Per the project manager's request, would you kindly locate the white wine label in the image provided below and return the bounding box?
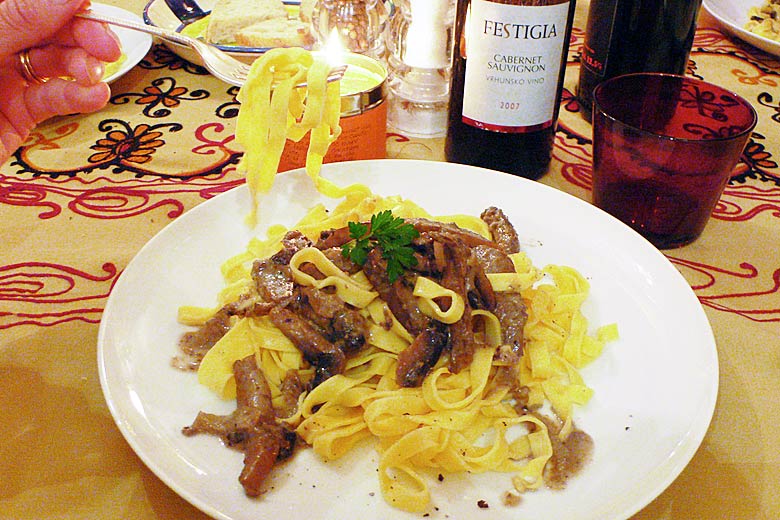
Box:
[462,0,570,133]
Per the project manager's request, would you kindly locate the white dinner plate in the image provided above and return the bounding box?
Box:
[98,159,719,520]
[93,3,153,83]
[704,0,780,58]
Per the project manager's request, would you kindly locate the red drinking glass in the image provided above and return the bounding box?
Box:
[591,73,757,249]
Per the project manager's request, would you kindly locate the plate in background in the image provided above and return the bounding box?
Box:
[98,159,719,520]
[143,0,306,65]
[704,0,780,58]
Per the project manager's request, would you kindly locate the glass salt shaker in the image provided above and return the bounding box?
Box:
[385,0,455,138]
[311,0,391,59]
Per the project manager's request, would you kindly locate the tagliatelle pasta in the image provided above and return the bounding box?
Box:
[745,0,780,42]
[289,247,378,308]
[235,47,365,226]
[179,190,618,512]
[413,276,466,324]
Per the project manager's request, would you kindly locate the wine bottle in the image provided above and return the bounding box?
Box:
[576,0,702,116]
[444,0,576,180]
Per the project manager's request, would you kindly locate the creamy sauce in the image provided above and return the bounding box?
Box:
[511,388,594,491]
[537,413,594,490]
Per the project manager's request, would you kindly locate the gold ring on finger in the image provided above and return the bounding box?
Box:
[18,49,49,85]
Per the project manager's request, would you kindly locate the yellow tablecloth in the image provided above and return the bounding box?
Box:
[1,2,778,519]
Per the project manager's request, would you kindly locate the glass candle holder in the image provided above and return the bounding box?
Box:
[311,0,391,59]
[385,0,455,137]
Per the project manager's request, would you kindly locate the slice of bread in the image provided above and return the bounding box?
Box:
[235,18,315,48]
[205,0,289,44]
[298,0,315,23]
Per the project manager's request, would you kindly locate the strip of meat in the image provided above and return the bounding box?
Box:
[173,307,232,370]
[472,244,516,273]
[252,259,294,304]
[362,247,430,335]
[471,245,528,367]
[235,356,276,417]
[330,309,369,353]
[239,423,282,496]
[315,226,353,249]
[271,230,313,265]
[491,293,528,370]
[277,369,305,419]
[182,356,286,496]
[419,227,496,313]
[294,286,343,321]
[395,323,449,387]
[480,207,520,254]
[180,408,251,447]
[320,246,363,275]
[469,259,497,311]
[438,238,478,374]
[408,218,498,249]
[233,357,281,496]
[226,293,274,318]
[269,306,346,386]
[182,356,276,445]
[297,286,369,354]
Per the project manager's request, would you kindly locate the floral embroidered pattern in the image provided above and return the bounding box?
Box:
[88,120,176,166]
[111,77,210,118]
[735,132,780,185]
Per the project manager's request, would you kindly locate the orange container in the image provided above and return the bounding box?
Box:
[279,52,388,172]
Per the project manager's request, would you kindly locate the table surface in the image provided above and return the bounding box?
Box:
[1,2,778,519]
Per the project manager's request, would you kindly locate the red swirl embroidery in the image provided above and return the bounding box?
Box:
[0,262,119,329]
[669,257,780,322]
[715,183,780,221]
[554,121,592,191]
[68,187,185,219]
[0,182,61,218]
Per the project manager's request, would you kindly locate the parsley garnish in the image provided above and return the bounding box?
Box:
[341,210,419,283]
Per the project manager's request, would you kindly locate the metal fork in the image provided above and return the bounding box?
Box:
[77,10,347,88]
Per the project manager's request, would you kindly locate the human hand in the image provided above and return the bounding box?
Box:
[0,0,122,165]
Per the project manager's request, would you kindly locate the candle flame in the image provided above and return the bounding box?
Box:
[324,28,346,66]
